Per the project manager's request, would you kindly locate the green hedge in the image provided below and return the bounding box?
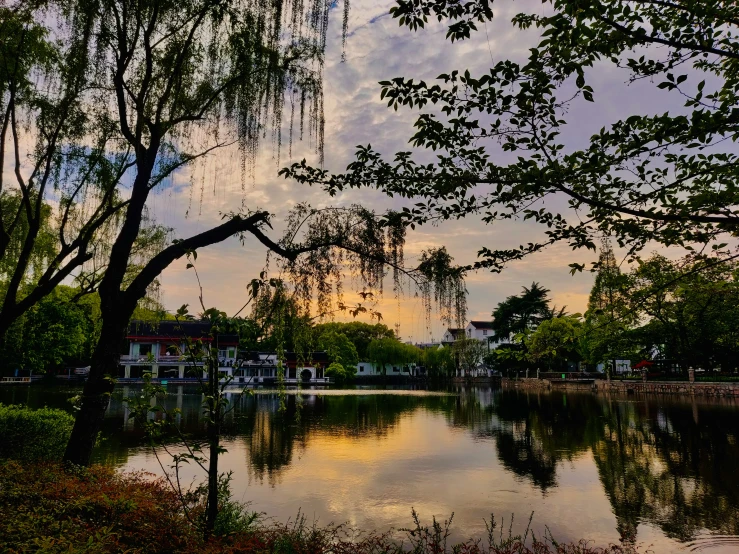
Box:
[0,404,74,461]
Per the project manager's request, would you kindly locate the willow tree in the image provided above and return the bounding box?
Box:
[2,0,345,465]
[2,0,470,466]
[285,0,739,273]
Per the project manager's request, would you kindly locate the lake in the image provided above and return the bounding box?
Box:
[4,384,739,553]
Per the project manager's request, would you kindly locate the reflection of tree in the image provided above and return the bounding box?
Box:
[97,385,739,544]
[442,389,602,490]
[492,391,603,490]
[231,393,430,484]
[593,397,739,545]
[439,388,739,544]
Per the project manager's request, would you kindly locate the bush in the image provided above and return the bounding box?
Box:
[0,460,197,553]
[0,404,74,461]
[325,362,348,383]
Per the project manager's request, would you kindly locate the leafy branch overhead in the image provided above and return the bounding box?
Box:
[284,0,739,272]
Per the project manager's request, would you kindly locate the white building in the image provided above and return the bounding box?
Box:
[355,361,421,377]
[442,321,506,350]
[464,321,494,342]
[119,320,330,384]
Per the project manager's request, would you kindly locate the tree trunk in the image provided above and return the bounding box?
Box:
[205,420,220,537]
[205,360,219,537]
[63,155,157,466]
[62,317,125,465]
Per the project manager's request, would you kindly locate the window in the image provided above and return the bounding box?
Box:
[227,348,236,359]
[139,344,152,356]
[359,366,364,372]
[392,366,399,373]
[483,330,488,336]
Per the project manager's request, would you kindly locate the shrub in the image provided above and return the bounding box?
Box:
[325,361,348,383]
[0,404,74,461]
[0,460,198,553]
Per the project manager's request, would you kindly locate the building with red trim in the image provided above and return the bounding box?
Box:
[119,320,330,383]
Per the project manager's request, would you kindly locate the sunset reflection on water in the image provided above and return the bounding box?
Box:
[16,385,737,554]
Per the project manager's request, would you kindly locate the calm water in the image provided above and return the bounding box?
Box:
[5,384,739,553]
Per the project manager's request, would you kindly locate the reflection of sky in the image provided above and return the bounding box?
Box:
[116,391,727,554]
[126,411,619,546]
[147,0,725,341]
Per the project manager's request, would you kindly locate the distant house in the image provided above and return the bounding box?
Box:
[441,321,504,350]
[465,321,493,341]
[120,320,239,379]
[413,341,443,350]
[441,328,465,345]
[236,351,329,383]
[119,320,329,383]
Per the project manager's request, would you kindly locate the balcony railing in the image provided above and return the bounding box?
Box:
[119,355,204,365]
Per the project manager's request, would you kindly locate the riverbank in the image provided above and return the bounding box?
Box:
[502,377,739,397]
[0,460,636,554]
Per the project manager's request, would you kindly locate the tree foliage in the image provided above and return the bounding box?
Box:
[451,337,487,375]
[285,0,739,273]
[317,330,359,369]
[581,240,637,365]
[489,282,567,374]
[491,282,561,341]
[366,337,420,375]
[324,361,355,384]
[312,321,395,360]
[627,253,739,370]
[0,285,99,374]
[524,315,583,370]
[420,345,454,378]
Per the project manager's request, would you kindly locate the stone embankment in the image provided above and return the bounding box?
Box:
[451,376,502,384]
[501,377,739,397]
[596,379,739,397]
[501,378,594,391]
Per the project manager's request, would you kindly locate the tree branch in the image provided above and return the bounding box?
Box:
[124,212,280,305]
[597,13,739,60]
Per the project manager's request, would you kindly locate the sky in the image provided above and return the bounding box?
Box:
[146,0,699,343]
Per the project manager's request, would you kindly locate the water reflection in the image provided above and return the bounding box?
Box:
[594,397,739,545]
[7,384,739,552]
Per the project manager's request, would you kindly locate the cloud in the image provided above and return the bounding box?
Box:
[148,0,715,341]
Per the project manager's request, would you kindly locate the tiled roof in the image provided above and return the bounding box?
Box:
[127,320,237,343]
[469,321,494,330]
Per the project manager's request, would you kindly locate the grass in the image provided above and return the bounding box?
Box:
[0,460,639,554]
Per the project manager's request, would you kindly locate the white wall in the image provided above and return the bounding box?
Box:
[356,361,417,376]
[464,323,494,342]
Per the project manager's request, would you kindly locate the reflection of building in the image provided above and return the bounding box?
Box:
[119,320,330,383]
